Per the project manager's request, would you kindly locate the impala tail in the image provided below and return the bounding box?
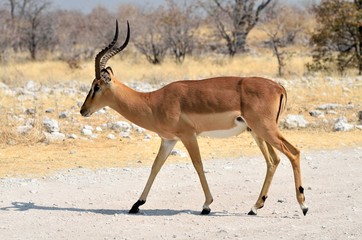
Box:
[276,84,287,123]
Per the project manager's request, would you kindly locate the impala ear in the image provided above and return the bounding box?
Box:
[106,66,113,75]
[100,68,111,83]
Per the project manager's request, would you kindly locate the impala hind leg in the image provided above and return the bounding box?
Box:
[248,132,280,215]
[129,139,177,214]
[275,134,308,216]
[252,128,308,216]
[181,135,213,215]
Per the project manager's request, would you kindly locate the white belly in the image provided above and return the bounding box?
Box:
[199,121,247,138]
[184,111,249,139]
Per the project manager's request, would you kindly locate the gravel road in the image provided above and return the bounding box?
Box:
[1,148,361,239]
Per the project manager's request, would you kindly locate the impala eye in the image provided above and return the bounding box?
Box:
[94,84,100,92]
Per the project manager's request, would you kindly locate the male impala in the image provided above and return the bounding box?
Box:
[80,21,308,216]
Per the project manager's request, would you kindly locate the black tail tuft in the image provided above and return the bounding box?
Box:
[276,94,284,123]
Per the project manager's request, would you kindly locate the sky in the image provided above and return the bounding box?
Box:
[52,0,316,13]
[52,0,165,13]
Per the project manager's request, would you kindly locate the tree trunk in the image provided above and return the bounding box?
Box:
[234,31,247,52]
[272,41,284,77]
[358,25,362,75]
[29,33,37,60]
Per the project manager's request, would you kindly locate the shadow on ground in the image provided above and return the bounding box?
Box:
[0,202,241,217]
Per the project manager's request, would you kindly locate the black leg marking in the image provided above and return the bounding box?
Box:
[299,186,304,194]
[248,209,257,215]
[262,196,268,202]
[302,208,308,216]
[129,200,145,214]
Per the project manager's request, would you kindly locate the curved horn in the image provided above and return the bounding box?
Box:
[95,20,119,79]
[99,21,130,71]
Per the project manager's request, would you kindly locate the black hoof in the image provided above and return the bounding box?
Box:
[247,209,257,216]
[129,200,145,214]
[201,208,211,215]
[129,207,139,214]
[302,207,308,216]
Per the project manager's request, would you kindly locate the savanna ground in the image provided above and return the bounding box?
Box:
[1,47,361,177]
[0,42,362,239]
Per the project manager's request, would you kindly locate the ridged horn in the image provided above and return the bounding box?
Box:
[99,21,130,71]
[95,20,119,79]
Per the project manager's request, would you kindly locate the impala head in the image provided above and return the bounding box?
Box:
[80,20,130,117]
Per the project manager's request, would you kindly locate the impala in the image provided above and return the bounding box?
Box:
[80,20,308,216]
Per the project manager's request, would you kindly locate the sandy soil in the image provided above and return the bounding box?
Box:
[1,146,361,239]
[1,130,361,178]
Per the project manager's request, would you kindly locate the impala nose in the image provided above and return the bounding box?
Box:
[80,108,89,117]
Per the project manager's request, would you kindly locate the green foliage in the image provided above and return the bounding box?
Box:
[307,0,362,74]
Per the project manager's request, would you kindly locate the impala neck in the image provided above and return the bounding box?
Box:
[108,81,153,130]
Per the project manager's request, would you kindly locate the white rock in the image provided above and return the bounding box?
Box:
[25,118,35,127]
[334,117,354,131]
[111,121,132,132]
[44,132,65,142]
[346,103,354,109]
[95,127,102,132]
[81,128,93,136]
[17,125,33,134]
[45,108,55,113]
[171,149,188,158]
[68,134,78,139]
[59,112,69,119]
[327,110,338,115]
[0,82,9,90]
[43,117,60,133]
[83,125,93,130]
[284,115,309,129]
[120,131,131,138]
[0,83,15,96]
[309,110,324,118]
[25,80,39,92]
[107,134,116,140]
[316,103,342,110]
[25,108,36,115]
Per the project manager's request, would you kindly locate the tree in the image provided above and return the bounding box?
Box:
[1,0,33,54]
[52,9,86,67]
[308,0,362,74]
[133,7,169,64]
[18,0,55,60]
[161,0,199,64]
[264,19,288,77]
[200,0,272,56]
[262,4,306,76]
[0,9,14,61]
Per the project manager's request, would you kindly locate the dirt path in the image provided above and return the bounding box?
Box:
[0,147,361,239]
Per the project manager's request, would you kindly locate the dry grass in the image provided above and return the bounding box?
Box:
[0,47,311,86]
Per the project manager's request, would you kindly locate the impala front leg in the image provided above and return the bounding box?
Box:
[181,135,213,215]
[129,139,177,213]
